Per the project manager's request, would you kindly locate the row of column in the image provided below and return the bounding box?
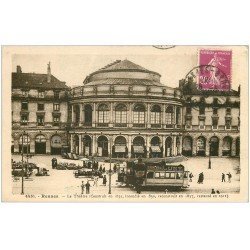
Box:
[70,134,182,158]
[71,103,182,127]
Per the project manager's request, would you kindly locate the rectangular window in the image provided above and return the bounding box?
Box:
[199,119,205,129]
[38,91,45,98]
[225,119,231,129]
[133,111,145,124]
[53,103,60,111]
[199,106,205,115]
[212,118,218,127]
[53,115,60,125]
[22,90,29,96]
[54,91,60,99]
[213,108,218,115]
[21,114,28,124]
[115,111,127,124]
[166,113,173,124]
[37,103,44,111]
[226,108,231,115]
[98,111,109,123]
[186,107,192,114]
[21,102,28,110]
[186,118,192,127]
[151,112,160,124]
[37,115,44,126]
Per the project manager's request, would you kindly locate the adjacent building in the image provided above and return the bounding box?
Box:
[11,63,69,154]
[11,60,240,158]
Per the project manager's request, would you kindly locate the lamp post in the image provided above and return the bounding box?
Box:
[208,142,211,169]
[21,131,25,195]
[108,136,112,194]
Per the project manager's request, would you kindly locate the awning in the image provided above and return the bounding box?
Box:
[151,146,161,153]
[115,145,126,153]
[133,146,144,153]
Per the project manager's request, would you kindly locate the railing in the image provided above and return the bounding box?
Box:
[97,123,109,127]
[114,123,127,127]
[133,123,145,128]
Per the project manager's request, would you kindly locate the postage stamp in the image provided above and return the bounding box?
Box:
[198,49,232,91]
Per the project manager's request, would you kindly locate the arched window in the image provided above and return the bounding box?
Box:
[98,104,109,124]
[115,104,127,125]
[166,106,174,125]
[133,104,145,126]
[151,105,161,125]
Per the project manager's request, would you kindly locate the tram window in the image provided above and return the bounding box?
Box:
[155,172,160,178]
[169,173,175,179]
[176,173,180,179]
[160,172,165,178]
[184,172,188,178]
[165,172,170,179]
[147,172,154,179]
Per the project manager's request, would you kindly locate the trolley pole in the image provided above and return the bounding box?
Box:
[21,131,24,195]
[208,142,211,169]
[108,136,112,194]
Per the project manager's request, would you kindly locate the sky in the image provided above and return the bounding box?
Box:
[12,46,247,90]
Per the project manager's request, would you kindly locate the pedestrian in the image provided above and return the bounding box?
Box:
[103,175,107,186]
[197,173,202,184]
[227,172,232,183]
[81,181,85,194]
[85,181,90,194]
[221,173,226,182]
[99,166,103,172]
[216,190,220,194]
[200,172,204,184]
[103,167,106,173]
[211,188,216,194]
[189,172,194,182]
[113,164,117,173]
[51,158,56,169]
[93,176,98,187]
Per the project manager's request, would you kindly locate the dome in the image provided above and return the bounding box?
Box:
[83,59,163,87]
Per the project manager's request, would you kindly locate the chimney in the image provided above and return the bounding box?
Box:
[16,65,22,74]
[47,62,51,83]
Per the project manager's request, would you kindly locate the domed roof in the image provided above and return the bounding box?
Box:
[84,59,163,87]
[96,59,160,75]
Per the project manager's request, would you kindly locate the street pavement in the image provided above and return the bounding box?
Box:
[12,155,240,195]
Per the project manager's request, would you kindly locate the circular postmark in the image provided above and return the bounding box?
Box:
[184,65,230,91]
[153,45,176,50]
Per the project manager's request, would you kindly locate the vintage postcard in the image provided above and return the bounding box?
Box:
[1,45,248,202]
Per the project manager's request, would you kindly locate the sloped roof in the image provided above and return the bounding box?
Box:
[92,59,161,76]
[12,72,68,90]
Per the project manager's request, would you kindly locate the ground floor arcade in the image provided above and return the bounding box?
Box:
[70,132,240,158]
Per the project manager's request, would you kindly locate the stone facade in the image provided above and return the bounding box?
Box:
[11,60,240,158]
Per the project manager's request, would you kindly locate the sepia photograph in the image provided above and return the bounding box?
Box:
[2,45,248,202]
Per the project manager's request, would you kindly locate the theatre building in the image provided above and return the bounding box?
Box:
[11,59,240,158]
[11,64,69,155]
[69,60,183,158]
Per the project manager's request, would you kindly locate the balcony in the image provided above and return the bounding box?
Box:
[133,123,145,128]
[97,123,109,127]
[151,124,161,128]
[114,123,127,127]
[83,122,93,127]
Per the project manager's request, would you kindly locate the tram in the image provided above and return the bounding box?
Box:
[117,159,189,190]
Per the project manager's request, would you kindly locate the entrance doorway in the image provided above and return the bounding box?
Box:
[35,134,46,154]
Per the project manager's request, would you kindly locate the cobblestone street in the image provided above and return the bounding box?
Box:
[12,155,240,195]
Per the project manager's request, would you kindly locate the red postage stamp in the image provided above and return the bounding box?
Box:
[199,49,232,91]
